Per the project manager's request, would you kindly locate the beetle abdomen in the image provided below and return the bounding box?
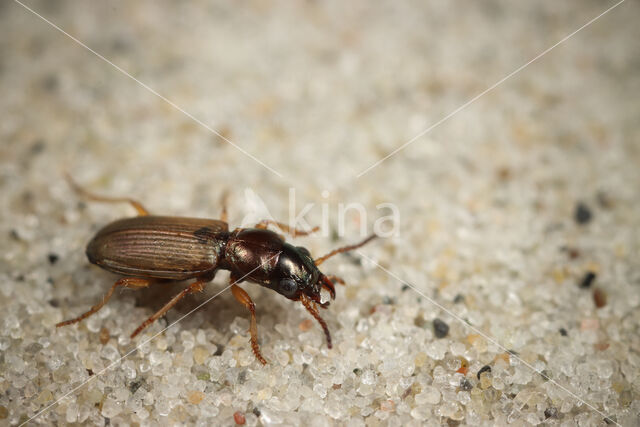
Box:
[86,216,229,280]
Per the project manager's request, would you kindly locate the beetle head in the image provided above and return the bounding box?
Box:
[267,234,376,350]
[270,243,334,306]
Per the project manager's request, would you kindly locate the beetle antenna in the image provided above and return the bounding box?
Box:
[314,234,377,266]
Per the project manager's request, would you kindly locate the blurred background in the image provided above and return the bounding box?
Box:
[1,0,639,425]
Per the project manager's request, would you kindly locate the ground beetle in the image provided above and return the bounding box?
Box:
[57,176,376,364]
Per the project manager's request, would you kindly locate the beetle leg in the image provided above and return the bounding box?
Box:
[230,283,267,365]
[219,190,229,223]
[56,277,152,328]
[300,293,332,349]
[130,278,208,338]
[65,172,150,216]
[255,220,319,237]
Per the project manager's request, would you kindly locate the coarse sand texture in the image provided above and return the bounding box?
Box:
[1,1,639,425]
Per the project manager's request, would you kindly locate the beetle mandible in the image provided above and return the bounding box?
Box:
[57,176,376,365]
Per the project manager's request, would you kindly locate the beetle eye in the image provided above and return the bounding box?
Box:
[279,279,298,297]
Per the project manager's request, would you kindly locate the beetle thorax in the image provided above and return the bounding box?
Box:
[223,228,321,300]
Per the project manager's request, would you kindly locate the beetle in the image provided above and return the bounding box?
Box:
[56,176,376,364]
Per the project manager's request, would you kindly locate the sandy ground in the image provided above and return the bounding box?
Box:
[1,0,639,425]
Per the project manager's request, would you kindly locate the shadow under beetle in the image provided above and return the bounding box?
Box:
[57,176,376,364]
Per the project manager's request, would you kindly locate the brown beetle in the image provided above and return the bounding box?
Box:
[57,177,376,364]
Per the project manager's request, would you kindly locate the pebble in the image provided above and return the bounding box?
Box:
[477,365,492,380]
[574,202,593,224]
[187,391,205,405]
[543,406,557,419]
[99,327,110,345]
[380,400,395,412]
[299,319,313,331]
[579,272,597,289]
[432,318,450,338]
[581,318,600,331]
[593,288,607,308]
[101,398,122,418]
[410,406,431,421]
[415,386,440,405]
[234,411,246,424]
[193,346,208,365]
[459,378,473,392]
